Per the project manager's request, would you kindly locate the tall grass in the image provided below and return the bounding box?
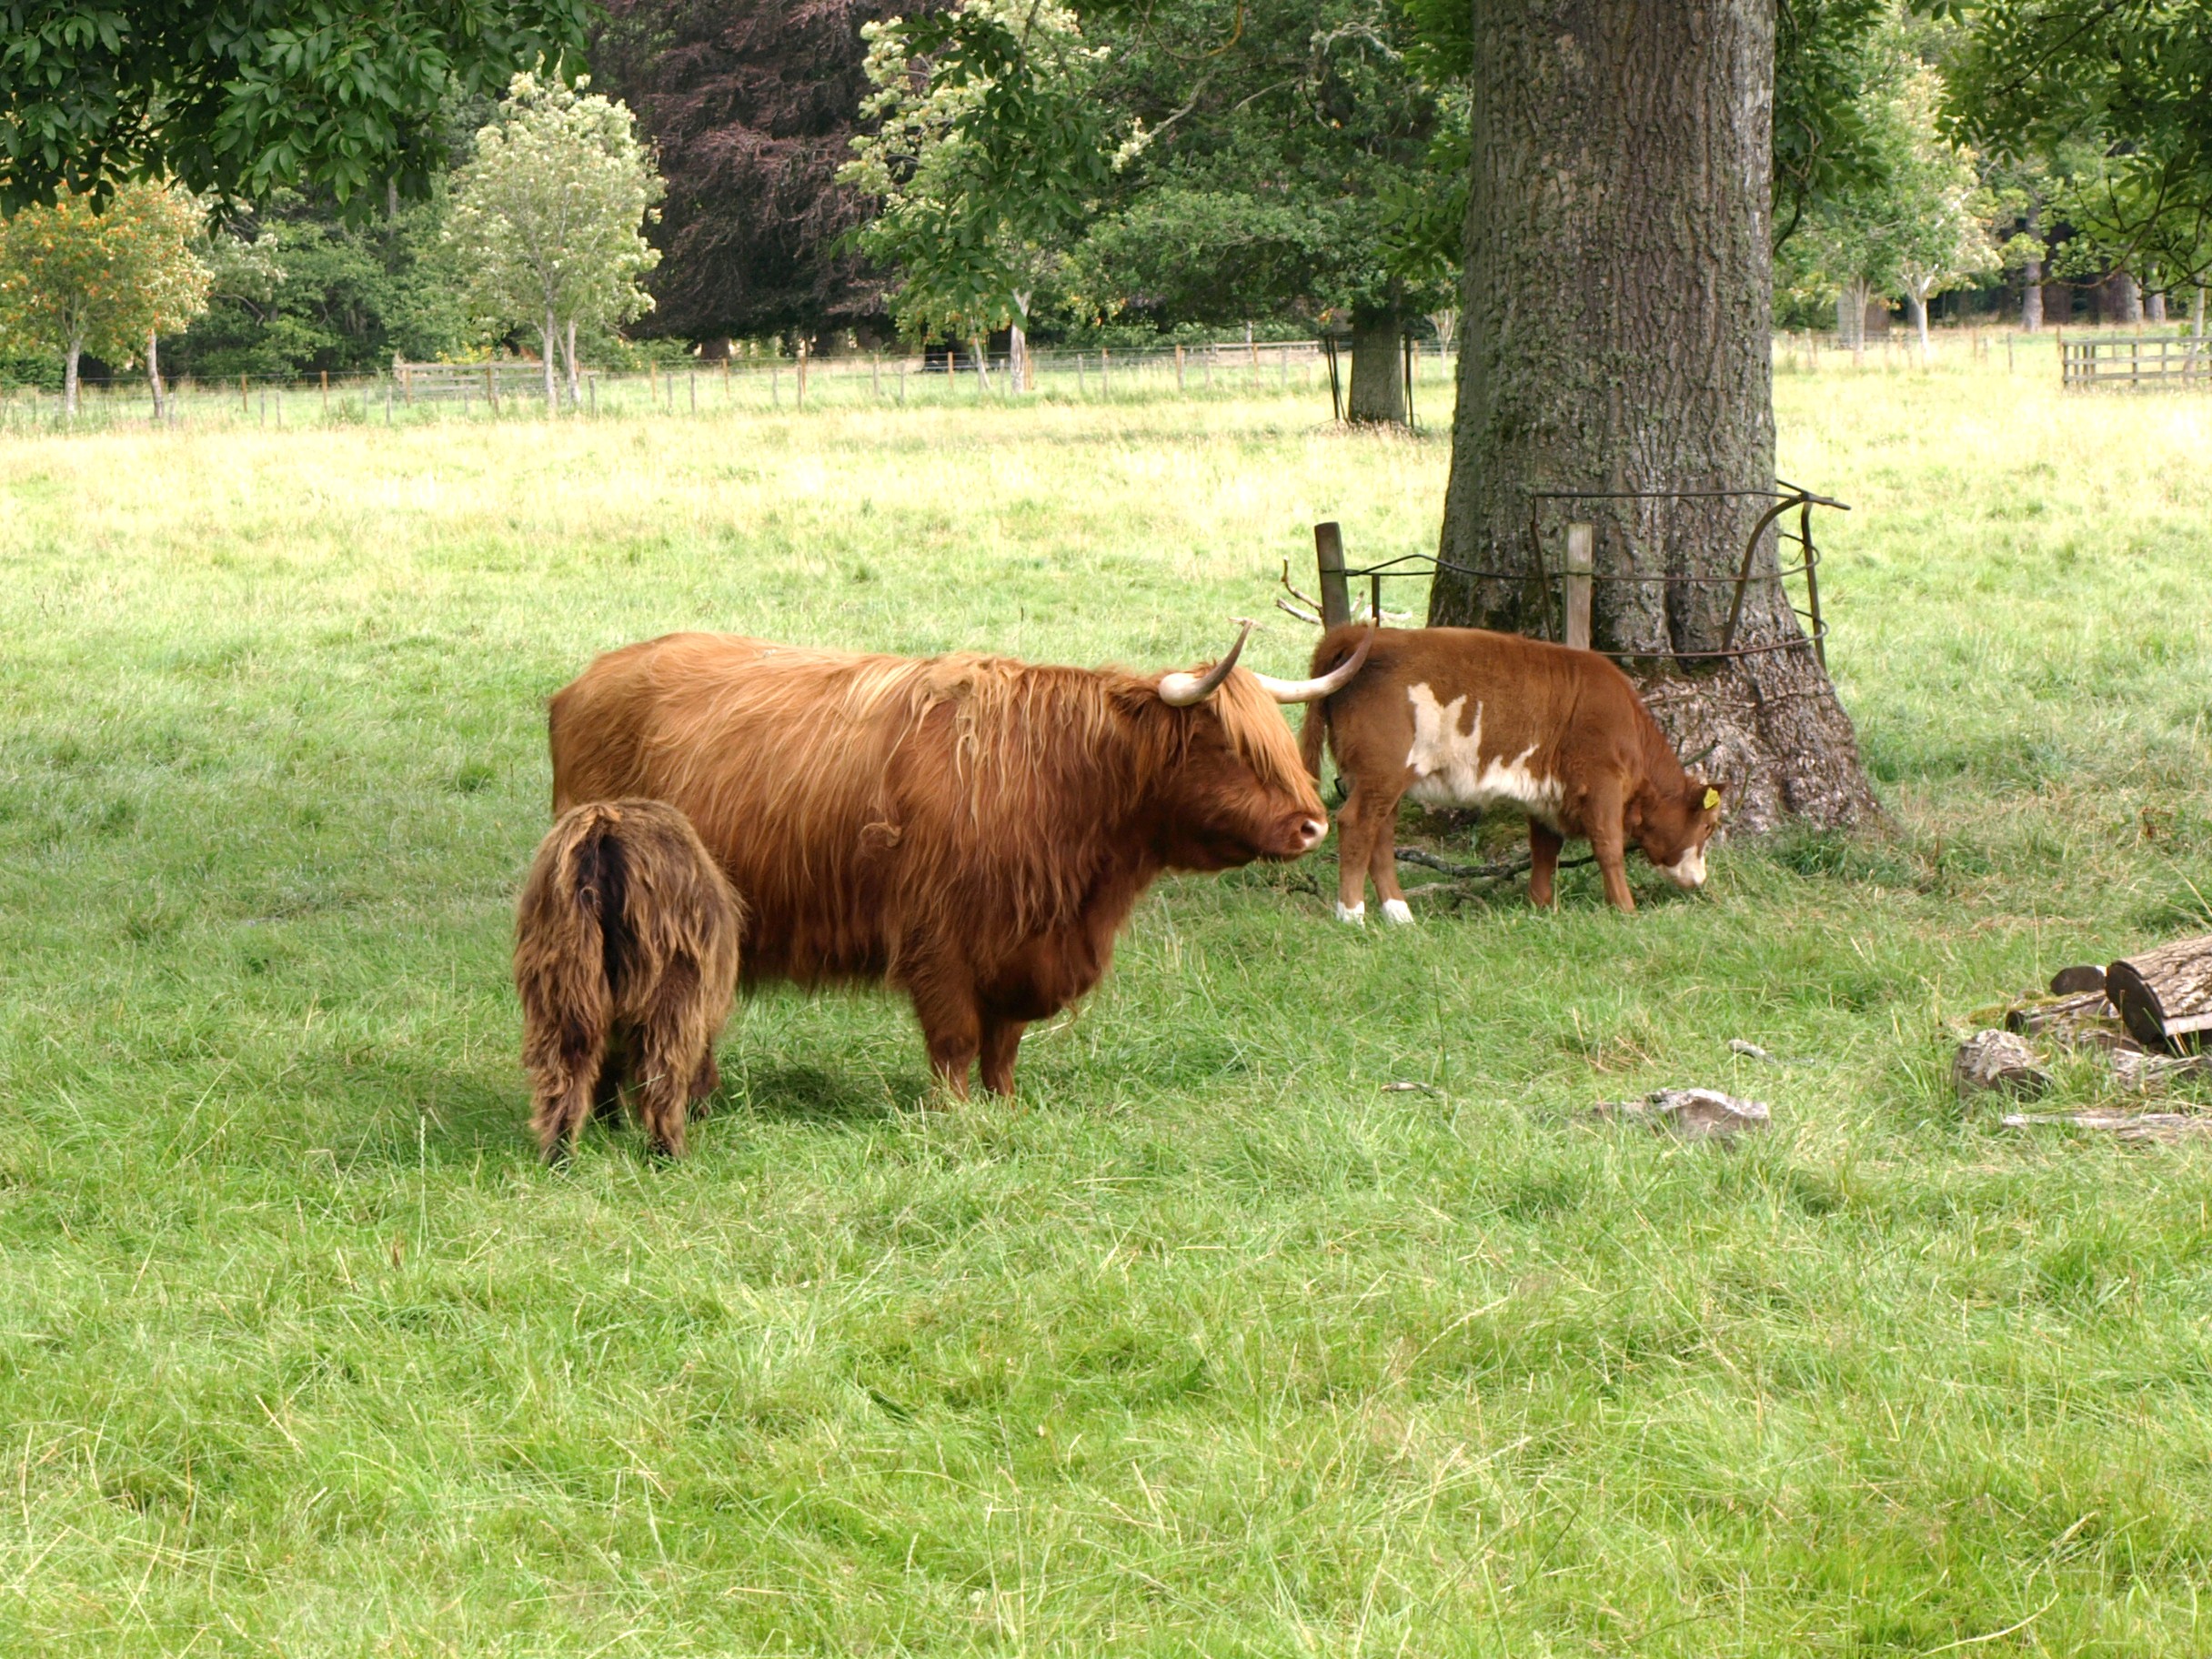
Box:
[1,352,2209,1655]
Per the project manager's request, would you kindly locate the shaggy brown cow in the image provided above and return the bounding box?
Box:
[548,624,1369,1097]
[1299,624,1724,917]
[515,799,744,1160]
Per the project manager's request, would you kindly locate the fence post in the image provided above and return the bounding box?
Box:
[1175,344,1185,392]
[384,377,393,426]
[772,363,780,407]
[689,366,698,413]
[321,369,329,417]
[1313,522,1352,628]
[898,363,906,406]
[240,373,249,414]
[1563,523,1594,651]
[588,373,598,417]
[485,363,497,415]
[872,353,881,399]
[1077,353,1086,396]
[797,340,807,408]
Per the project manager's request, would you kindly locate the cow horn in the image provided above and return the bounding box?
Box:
[1157,620,1255,706]
[1250,625,1376,703]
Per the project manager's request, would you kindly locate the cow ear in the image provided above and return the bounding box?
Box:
[1696,781,1725,812]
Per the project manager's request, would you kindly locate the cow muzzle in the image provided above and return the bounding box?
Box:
[1661,845,1708,890]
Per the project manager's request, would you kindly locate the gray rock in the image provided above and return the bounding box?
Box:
[1589,1088,1770,1140]
[1953,1029,2050,1100]
[2107,1049,2212,1092]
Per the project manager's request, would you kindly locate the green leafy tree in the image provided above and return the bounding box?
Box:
[1940,0,2212,306]
[0,2,589,213]
[445,71,664,410]
[0,179,210,412]
[840,0,1116,388]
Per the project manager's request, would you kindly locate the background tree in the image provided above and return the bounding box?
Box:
[590,0,911,347]
[1425,2,1877,830]
[1070,0,1457,422]
[1941,0,2212,293]
[840,0,1116,386]
[0,1,589,212]
[445,71,664,409]
[0,180,210,413]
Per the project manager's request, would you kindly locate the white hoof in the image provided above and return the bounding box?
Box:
[1381,899,1414,926]
[1335,901,1366,925]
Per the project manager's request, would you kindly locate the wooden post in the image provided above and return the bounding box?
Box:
[1563,523,1594,651]
[871,353,880,399]
[402,363,413,405]
[771,363,779,407]
[797,340,807,407]
[588,372,597,417]
[384,378,393,425]
[321,369,329,417]
[1076,353,1086,396]
[485,363,497,415]
[649,359,657,406]
[689,366,698,413]
[898,363,906,406]
[1175,344,1185,391]
[1313,522,1352,628]
[240,373,248,413]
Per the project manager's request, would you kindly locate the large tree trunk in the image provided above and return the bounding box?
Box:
[1427,0,1877,831]
[2145,289,2167,325]
[2194,286,2207,338]
[1905,287,1931,361]
[2021,256,2043,330]
[1347,308,1406,425]
[2115,272,2144,325]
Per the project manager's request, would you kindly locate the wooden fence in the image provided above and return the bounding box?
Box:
[2061,336,2211,390]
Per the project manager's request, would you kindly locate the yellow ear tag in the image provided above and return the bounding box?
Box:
[1702,788,1721,810]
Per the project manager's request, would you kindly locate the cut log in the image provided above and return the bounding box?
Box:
[2049,965,2106,996]
[2002,989,2134,1050]
[2106,934,2212,1053]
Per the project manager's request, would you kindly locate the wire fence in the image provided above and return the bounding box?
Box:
[0,339,1463,436]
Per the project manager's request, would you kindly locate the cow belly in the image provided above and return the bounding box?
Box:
[1402,684,1563,826]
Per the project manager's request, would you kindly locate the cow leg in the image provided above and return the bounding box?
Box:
[1528,820,1563,909]
[632,1030,701,1161]
[1585,785,1636,912]
[590,1044,627,1126]
[1332,779,1403,924]
[910,971,981,1100]
[688,1050,721,1118]
[979,1017,1028,1097]
[530,1045,601,1164]
[1367,816,1413,926]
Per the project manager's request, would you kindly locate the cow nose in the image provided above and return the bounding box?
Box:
[1295,817,1326,850]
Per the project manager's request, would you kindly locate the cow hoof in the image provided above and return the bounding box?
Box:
[1381,899,1414,926]
[1334,901,1366,925]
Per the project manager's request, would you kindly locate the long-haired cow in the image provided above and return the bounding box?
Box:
[548,624,1369,1097]
[515,798,744,1160]
[1299,624,1724,917]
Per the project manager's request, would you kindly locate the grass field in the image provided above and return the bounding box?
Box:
[3,347,2210,1656]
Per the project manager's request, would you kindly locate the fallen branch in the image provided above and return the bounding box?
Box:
[1393,847,1598,881]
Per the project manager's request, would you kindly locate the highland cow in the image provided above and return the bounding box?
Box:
[515,799,744,1160]
[547,623,1369,1097]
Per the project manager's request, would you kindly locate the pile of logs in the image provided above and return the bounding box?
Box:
[1963,932,2212,1137]
[2000,934,2212,1058]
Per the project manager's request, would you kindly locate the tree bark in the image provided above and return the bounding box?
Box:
[544,308,559,414]
[564,318,581,408]
[1427,0,1877,831]
[1347,308,1406,425]
[64,332,82,417]
[2194,286,2207,339]
[146,330,163,420]
[1905,287,1931,361]
[2145,289,2167,324]
[2020,256,2043,330]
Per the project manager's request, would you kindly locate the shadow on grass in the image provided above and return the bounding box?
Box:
[734,1061,907,1127]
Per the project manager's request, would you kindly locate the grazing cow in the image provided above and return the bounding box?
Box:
[1298,624,1724,917]
[515,799,744,1160]
[548,624,1369,1097]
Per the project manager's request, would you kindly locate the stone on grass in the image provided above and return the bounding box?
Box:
[1588,1088,1770,1140]
[1953,1030,2049,1100]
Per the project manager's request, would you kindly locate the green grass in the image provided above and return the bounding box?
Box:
[3,348,2211,1655]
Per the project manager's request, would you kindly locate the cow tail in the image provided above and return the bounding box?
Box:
[517,806,631,1079]
[1299,694,1331,781]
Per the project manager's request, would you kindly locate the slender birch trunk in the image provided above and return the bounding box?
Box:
[1905,287,1931,363]
[564,319,580,408]
[64,331,83,417]
[543,308,559,414]
[2193,285,2207,338]
[2021,256,2043,330]
[1010,293,1031,392]
[147,330,164,419]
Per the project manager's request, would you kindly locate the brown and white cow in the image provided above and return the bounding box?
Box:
[1298,624,1724,918]
[548,624,1370,1097]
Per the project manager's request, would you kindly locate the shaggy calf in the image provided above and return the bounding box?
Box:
[515,799,744,1159]
[1300,624,1724,916]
